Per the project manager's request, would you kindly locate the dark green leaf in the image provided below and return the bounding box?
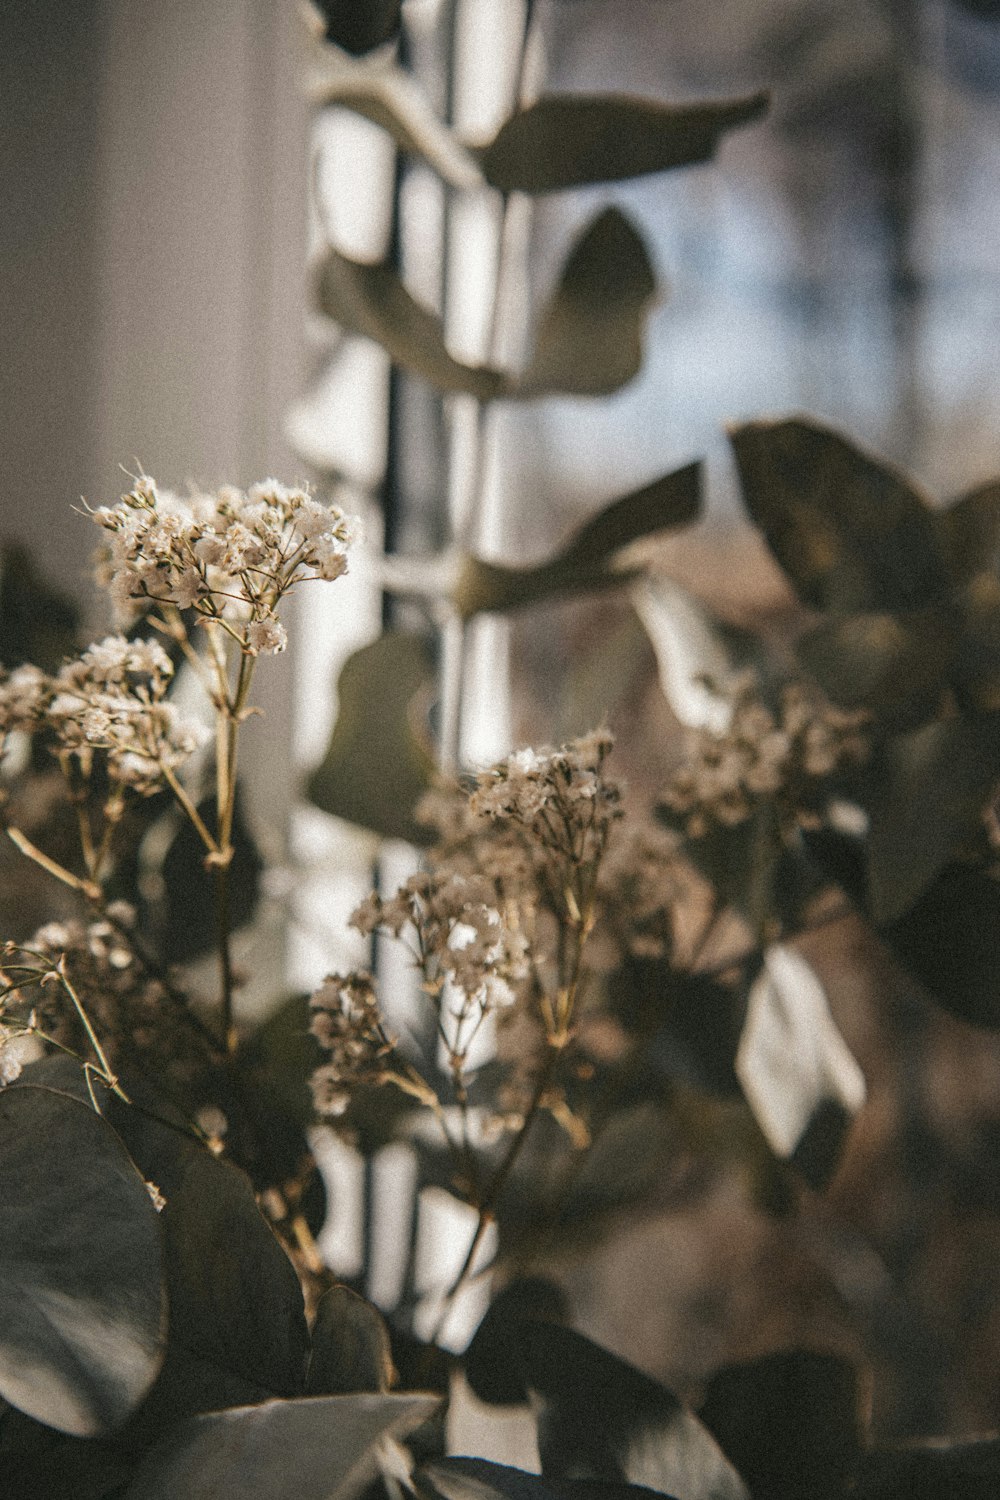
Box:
[306,631,436,844]
[855,1437,1000,1499]
[936,477,1000,585]
[866,714,1000,923]
[514,209,657,398]
[0,543,79,673]
[729,417,948,613]
[155,784,263,964]
[0,1086,165,1436]
[952,572,1000,711]
[699,1350,863,1500]
[311,0,400,55]
[316,250,506,400]
[519,1322,749,1500]
[659,800,784,933]
[0,1403,137,1500]
[105,1099,309,1402]
[423,1458,678,1500]
[454,465,700,619]
[125,1393,440,1500]
[463,1278,568,1406]
[881,862,1000,1029]
[306,1286,395,1396]
[796,608,956,724]
[735,946,866,1189]
[480,92,769,194]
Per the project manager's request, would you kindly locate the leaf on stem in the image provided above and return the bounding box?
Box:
[316,250,506,400]
[513,209,656,399]
[103,1097,310,1435]
[308,45,482,190]
[729,417,949,614]
[463,1277,568,1406]
[306,631,436,845]
[735,946,865,1189]
[881,862,1000,1029]
[864,713,1000,924]
[306,1286,396,1396]
[155,785,264,965]
[517,1321,749,1500]
[935,476,1000,585]
[633,576,763,732]
[479,91,769,194]
[0,542,79,672]
[0,1085,166,1436]
[699,1350,864,1500]
[316,209,657,402]
[125,1392,439,1500]
[796,608,956,724]
[453,463,700,618]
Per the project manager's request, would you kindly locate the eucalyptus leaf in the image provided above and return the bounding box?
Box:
[308,45,481,189]
[735,945,866,1188]
[518,1322,749,1500]
[0,543,79,673]
[632,576,754,732]
[106,1101,309,1401]
[865,713,1000,924]
[881,862,1000,1029]
[935,477,1000,585]
[479,91,769,193]
[699,1350,863,1500]
[796,607,956,724]
[306,1286,395,1396]
[423,1458,679,1500]
[310,0,401,56]
[453,464,700,618]
[952,572,1000,711]
[155,784,263,964]
[514,209,656,398]
[463,1277,568,1406]
[306,631,436,844]
[0,1086,165,1437]
[125,1393,439,1500]
[316,249,506,399]
[729,417,948,614]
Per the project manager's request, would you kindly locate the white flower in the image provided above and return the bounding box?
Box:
[246,618,288,655]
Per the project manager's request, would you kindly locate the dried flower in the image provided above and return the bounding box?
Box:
[662,679,868,837]
[309,971,394,1116]
[90,473,356,648]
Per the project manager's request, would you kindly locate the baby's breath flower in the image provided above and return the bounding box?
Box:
[662,678,868,837]
[309,971,394,1116]
[89,472,356,636]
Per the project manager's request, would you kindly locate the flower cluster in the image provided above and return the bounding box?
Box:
[662,678,868,837]
[2,636,204,795]
[595,822,688,963]
[91,474,356,650]
[308,971,395,1117]
[0,906,211,1091]
[352,869,528,1009]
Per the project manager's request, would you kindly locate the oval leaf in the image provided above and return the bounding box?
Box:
[796,608,956,724]
[126,1392,439,1500]
[519,1321,749,1500]
[881,862,1000,1029]
[306,631,436,844]
[306,1286,396,1396]
[0,1086,165,1436]
[464,1277,568,1406]
[866,713,1000,924]
[453,464,700,618]
[480,92,769,194]
[514,209,657,399]
[936,477,1000,586]
[735,946,866,1188]
[632,576,751,732]
[316,250,506,400]
[699,1350,863,1500]
[730,417,948,614]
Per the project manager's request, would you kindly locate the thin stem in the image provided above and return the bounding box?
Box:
[213,649,255,1054]
[161,766,217,853]
[7,827,101,902]
[57,960,129,1104]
